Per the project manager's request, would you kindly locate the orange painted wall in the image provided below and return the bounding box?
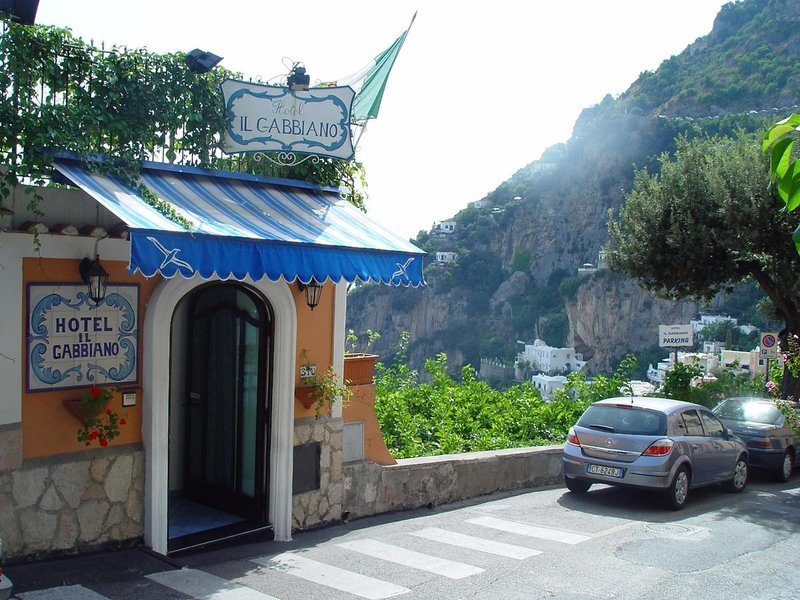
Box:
[22,257,160,459]
[293,282,335,419]
[343,384,397,465]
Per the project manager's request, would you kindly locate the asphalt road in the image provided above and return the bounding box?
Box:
[10,470,800,599]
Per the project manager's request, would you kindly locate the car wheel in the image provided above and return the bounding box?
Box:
[776,449,794,483]
[724,455,748,493]
[565,477,591,494]
[664,466,690,510]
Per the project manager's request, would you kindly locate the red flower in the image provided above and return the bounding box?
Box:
[99,438,108,447]
[89,387,101,397]
[88,431,99,441]
[106,408,113,415]
[119,418,127,425]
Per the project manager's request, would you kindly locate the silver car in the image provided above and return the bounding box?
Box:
[713,396,799,482]
[562,396,749,509]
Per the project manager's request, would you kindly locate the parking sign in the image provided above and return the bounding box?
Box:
[760,332,779,359]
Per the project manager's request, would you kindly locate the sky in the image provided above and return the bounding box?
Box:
[36,1,728,240]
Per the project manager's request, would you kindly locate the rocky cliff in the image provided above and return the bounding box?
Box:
[564,274,701,372]
[347,0,798,375]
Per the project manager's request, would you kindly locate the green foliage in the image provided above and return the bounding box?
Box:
[628,345,666,381]
[0,16,367,226]
[607,134,800,324]
[511,249,532,273]
[451,250,505,316]
[763,113,800,233]
[558,274,584,302]
[660,362,703,403]
[697,321,760,352]
[691,370,766,408]
[608,133,800,398]
[346,328,380,354]
[616,0,798,116]
[551,354,638,405]
[374,336,603,458]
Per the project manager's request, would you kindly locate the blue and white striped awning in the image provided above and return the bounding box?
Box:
[53,158,425,286]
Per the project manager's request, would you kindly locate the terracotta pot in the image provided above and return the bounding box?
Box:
[344,353,379,385]
[62,398,107,426]
[294,386,317,409]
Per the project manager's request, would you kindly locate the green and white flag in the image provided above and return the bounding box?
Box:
[339,13,416,123]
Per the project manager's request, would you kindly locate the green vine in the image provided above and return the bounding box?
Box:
[0,16,367,235]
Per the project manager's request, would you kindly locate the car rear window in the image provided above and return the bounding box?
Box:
[577,405,667,435]
[714,398,782,425]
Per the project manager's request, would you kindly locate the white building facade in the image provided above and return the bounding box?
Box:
[515,339,585,377]
[531,374,568,401]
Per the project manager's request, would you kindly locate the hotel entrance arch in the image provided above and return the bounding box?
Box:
[142,276,296,555]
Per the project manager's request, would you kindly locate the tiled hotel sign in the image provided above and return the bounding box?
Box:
[26,284,139,391]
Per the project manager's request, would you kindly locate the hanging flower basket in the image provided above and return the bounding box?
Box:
[294,386,317,410]
[62,394,109,427]
[63,386,126,447]
[344,353,379,385]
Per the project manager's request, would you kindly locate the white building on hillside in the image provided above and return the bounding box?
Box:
[721,348,768,378]
[435,251,458,263]
[691,314,737,333]
[515,339,586,377]
[431,220,456,235]
[648,347,766,387]
[647,352,719,386]
[531,374,568,401]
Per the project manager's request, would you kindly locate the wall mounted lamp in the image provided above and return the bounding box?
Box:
[297,280,323,310]
[79,255,109,304]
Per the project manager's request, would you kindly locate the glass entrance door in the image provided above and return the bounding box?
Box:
[182,284,271,526]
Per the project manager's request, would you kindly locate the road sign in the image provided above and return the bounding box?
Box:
[760,332,779,359]
[659,324,694,348]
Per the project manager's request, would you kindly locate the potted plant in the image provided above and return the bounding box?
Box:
[63,386,127,447]
[344,329,380,385]
[297,366,355,417]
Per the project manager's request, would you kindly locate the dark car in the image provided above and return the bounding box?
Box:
[712,396,798,482]
[563,397,749,509]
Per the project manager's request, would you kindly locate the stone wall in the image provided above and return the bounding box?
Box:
[342,445,563,520]
[0,427,144,562]
[292,415,343,531]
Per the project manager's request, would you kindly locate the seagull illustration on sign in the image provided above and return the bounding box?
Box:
[390,257,414,283]
[147,236,194,273]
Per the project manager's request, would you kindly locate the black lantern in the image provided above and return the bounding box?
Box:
[79,255,109,304]
[297,280,323,310]
[287,64,310,91]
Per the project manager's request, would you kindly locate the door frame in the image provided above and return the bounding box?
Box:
[142,276,296,555]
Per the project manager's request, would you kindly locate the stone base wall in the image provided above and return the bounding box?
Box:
[0,426,144,562]
[342,445,563,520]
[292,416,343,531]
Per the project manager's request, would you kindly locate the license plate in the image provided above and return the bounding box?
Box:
[586,464,624,478]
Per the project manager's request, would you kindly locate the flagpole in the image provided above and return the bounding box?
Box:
[354,121,368,150]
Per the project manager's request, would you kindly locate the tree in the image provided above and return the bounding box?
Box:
[763,113,800,249]
[607,135,800,398]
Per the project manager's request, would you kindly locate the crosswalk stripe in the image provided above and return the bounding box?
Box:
[16,585,110,599]
[147,568,278,599]
[410,527,542,559]
[253,553,410,599]
[781,486,800,496]
[337,539,483,579]
[467,516,591,545]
